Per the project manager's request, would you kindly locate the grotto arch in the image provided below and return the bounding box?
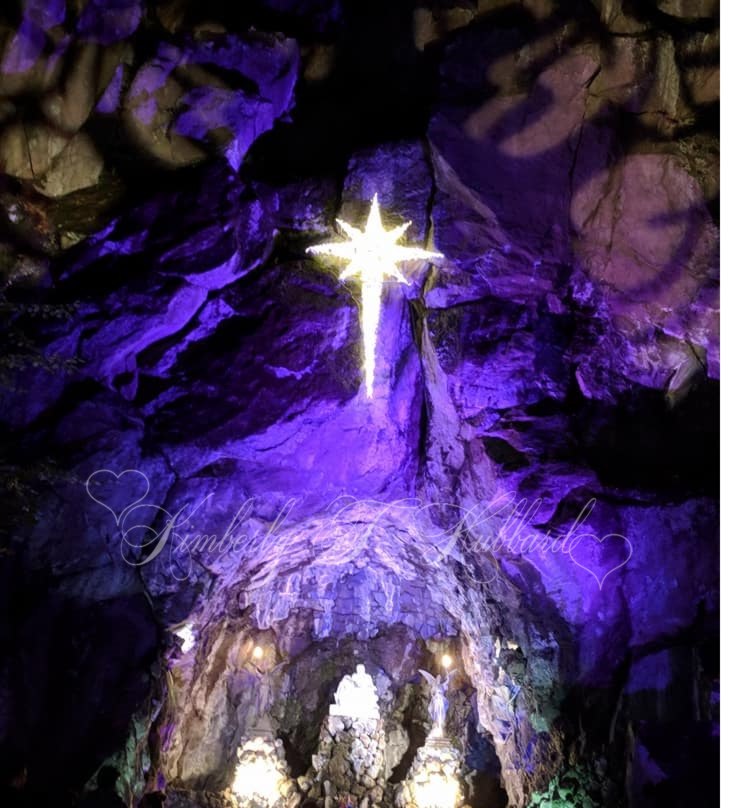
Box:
[149,502,563,808]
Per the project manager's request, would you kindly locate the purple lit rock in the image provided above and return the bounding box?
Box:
[0,5,718,807]
[24,0,66,29]
[341,141,433,243]
[0,1,67,86]
[0,22,69,95]
[40,41,125,133]
[428,20,718,407]
[570,152,719,397]
[77,0,143,44]
[124,33,299,169]
[95,61,125,114]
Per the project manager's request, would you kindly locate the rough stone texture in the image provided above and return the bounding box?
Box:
[307,715,387,803]
[0,7,298,194]
[35,131,105,197]
[123,33,299,170]
[167,789,237,808]
[0,2,718,808]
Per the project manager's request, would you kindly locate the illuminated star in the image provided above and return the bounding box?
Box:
[307,194,442,398]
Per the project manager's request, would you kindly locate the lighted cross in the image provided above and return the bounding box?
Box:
[307,194,442,398]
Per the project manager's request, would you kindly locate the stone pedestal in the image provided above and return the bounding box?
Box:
[395,736,465,808]
[306,715,388,808]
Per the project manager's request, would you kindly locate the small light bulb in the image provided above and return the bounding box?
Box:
[252,645,264,660]
[441,653,453,669]
[174,624,195,654]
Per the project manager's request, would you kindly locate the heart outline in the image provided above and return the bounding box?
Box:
[569,531,633,590]
[85,468,151,525]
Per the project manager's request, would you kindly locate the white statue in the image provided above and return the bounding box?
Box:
[419,669,455,738]
[329,664,380,719]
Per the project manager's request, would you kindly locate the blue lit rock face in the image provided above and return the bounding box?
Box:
[0,2,718,808]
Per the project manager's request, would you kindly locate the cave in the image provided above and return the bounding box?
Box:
[0,1,720,808]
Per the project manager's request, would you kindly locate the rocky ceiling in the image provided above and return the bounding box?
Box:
[0,1,719,808]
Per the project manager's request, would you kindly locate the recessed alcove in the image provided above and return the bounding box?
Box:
[158,523,521,806]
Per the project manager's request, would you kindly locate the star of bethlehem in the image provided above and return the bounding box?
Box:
[307,194,443,397]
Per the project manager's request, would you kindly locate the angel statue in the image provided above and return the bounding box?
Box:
[418,668,455,738]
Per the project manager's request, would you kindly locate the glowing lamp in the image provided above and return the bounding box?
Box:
[232,744,284,806]
[441,654,453,670]
[307,194,442,398]
[252,645,264,661]
[174,624,195,654]
[413,772,459,808]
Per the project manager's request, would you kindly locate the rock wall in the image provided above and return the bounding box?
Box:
[307,716,388,808]
[0,1,719,807]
